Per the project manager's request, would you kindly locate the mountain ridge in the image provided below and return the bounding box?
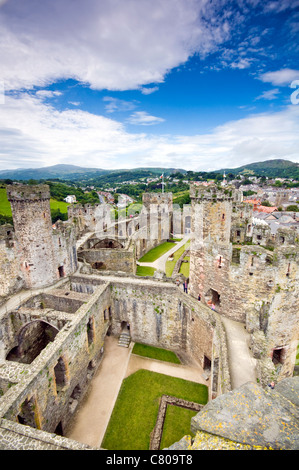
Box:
[0,159,298,181]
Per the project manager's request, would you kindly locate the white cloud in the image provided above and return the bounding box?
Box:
[0,92,298,172]
[126,111,165,126]
[35,90,62,99]
[255,88,280,100]
[103,97,137,113]
[140,86,159,95]
[259,69,299,86]
[0,0,231,92]
[230,58,254,69]
[263,0,299,13]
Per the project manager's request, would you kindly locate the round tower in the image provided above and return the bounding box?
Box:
[7,184,57,288]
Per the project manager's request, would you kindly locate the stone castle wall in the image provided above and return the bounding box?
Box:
[189,183,299,382]
[7,185,57,288]
[0,186,78,299]
[0,274,229,443]
[0,225,24,302]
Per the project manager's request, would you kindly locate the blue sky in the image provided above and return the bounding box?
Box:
[0,0,298,172]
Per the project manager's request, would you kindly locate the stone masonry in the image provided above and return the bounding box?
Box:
[0,183,297,450]
[189,183,299,384]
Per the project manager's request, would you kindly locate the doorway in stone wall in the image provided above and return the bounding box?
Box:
[272,347,286,365]
[58,265,65,278]
[205,288,221,309]
[121,321,130,332]
[55,422,63,436]
[203,355,211,372]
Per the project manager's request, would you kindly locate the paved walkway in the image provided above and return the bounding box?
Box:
[221,316,257,389]
[66,336,132,448]
[65,335,207,449]
[137,236,190,273]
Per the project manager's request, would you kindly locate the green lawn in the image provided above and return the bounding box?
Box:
[132,343,180,364]
[138,241,176,263]
[136,266,156,277]
[160,405,197,449]
[0,188,12,216]
[165,240,190,277]
[101,369,208,450]
[179,256,190,277]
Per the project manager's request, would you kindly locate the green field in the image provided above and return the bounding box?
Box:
[49,198,69,213]
[101,370,208,450]
[0,188,13,216]
[0,187,69,219]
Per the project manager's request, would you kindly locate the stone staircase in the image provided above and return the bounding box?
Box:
[118,331,131,348]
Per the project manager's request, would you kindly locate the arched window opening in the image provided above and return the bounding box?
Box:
[6,321,58,364]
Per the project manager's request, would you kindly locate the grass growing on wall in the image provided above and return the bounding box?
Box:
[132,343,180,364]
[138,241,176,262]
[101,370,208,450]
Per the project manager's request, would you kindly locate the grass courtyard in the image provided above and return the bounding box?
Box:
[101,369,208,450]
[136,265,156,277]
[165,239,190,277]
[138,241,176,263]
[132,343,181,364]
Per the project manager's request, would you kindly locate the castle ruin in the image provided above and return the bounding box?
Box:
[0,183,297,450]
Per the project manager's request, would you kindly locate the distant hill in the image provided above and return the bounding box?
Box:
[0,164,184,182]
[218,159,299,179]
[0,159,298,182]
[0,164,109,181]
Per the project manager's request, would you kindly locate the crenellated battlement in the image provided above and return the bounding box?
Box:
[7,184,51,202]
[190,183,243,203]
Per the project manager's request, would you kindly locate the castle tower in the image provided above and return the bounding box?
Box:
[7,184,57,288]
[142,192,173,240]
[189,183,299,383]
[189,184,243,305]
